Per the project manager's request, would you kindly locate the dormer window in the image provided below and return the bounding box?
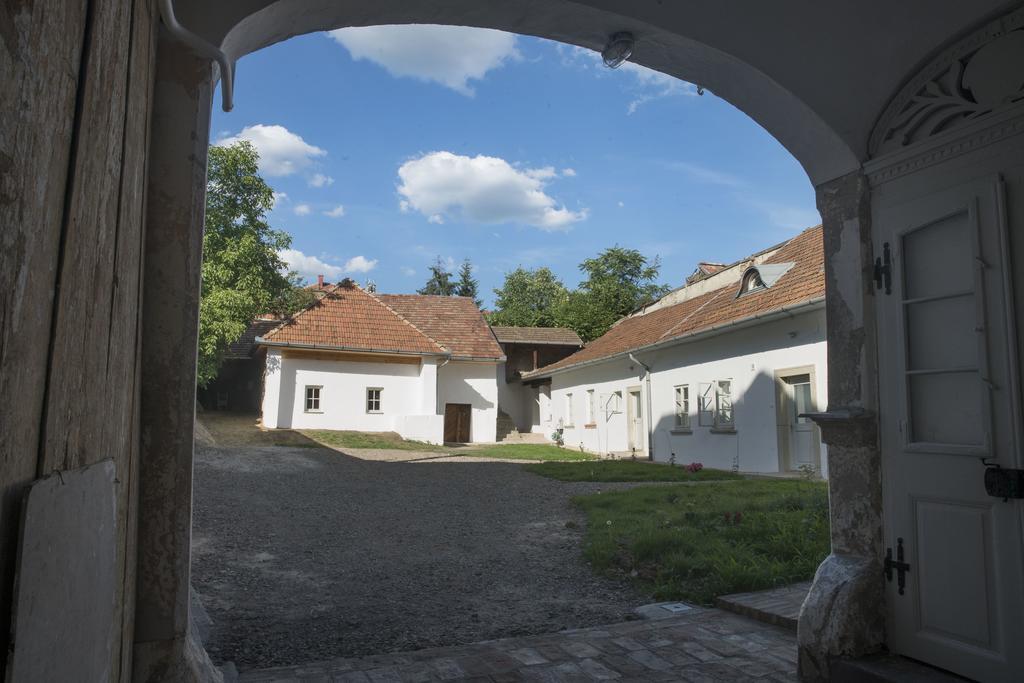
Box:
[736,262,796,298]
[740,269,767,295]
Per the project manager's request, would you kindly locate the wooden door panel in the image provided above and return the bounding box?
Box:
[876,174,1024,682]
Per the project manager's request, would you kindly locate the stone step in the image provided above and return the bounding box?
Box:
[715,581,812,632]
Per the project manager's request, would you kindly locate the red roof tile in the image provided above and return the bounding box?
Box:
[378,294,504,360]
[260,282,446,355]
[525,226,825,378]
[490,326,583,346]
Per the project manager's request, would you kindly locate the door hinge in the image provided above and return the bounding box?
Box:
[884,537,911,595]
[874,242,892,295]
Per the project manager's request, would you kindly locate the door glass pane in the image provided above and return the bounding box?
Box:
[793,383,812,423]
[902,211,972,300]
[906,294,977,371]
[909,372,984,446]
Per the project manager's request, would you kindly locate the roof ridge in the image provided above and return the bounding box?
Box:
[365,287,450,354]
[260,283,344,342]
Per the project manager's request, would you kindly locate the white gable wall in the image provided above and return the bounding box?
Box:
[547,308,828,475]
[438,360,499,443]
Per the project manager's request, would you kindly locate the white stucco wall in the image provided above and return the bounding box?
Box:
[438,360,499,443]
[548,309,829,475]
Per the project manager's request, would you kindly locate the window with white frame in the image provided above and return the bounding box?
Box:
[304,385,322,412]
[366,387,382,413]
[698,380,734,429]
[586,389,596,424]
[715,380,734,429]
[674,385,690,429]
[565,392,574,426]
[699,383,715,425]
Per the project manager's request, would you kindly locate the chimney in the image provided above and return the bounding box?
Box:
[317,274,324,289]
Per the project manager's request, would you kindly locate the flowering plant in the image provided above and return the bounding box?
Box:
[685,462,704,473]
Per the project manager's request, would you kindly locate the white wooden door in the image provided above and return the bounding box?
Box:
[783,374,816,469]
[876,175,1024,681]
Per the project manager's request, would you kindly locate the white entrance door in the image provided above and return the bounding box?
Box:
[627,388,643,454]
[782,374,817,470]
[875,175,1024,681]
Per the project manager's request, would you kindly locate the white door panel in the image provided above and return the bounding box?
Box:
[876,175,1024,682]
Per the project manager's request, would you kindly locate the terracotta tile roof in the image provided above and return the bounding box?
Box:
[378,294,505,360]
[490,326,583,346]
[525,225,825,378]
[260,282,446,355]
[225,318,282,359]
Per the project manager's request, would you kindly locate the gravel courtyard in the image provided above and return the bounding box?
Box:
[191,444,648,671]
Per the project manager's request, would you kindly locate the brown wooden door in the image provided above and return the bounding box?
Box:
[443,403,471,443]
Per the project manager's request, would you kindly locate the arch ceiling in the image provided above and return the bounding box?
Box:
[172,0,1016,185]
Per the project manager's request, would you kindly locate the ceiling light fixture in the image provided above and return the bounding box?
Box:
[601,32,635,69]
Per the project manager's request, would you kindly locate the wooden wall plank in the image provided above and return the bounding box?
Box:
[109,1,157,678]
[40,0,133,474]
[0,0,88,668]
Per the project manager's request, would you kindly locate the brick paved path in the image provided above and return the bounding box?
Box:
[238,606,797,682]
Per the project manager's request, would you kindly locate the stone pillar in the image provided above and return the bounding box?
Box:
[798,171,886,681]
[132,32,221,682]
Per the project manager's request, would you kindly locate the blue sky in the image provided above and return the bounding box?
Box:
[211,26,819,307]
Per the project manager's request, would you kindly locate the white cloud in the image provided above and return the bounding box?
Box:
[308,173,335,188]
[524,166,557,181]
[323,205,346,218]
[754,202,821,230]
[272,191,289,209]
[293,203,312,216]
[618,201,625,207]
[427,214,444,225]
[561,168,577,177]
[666,161,745,188]
[327,25,519,96]
[216,124,326,177]
[279,248,345,281]
[562,46,698,113]
[396,151,587,231]
[401,267,416,277]
[344,255,378,273]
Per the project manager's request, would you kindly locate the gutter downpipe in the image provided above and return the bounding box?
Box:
[628,353,655,461]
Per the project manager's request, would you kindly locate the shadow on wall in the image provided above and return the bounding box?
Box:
[648,370,795,474]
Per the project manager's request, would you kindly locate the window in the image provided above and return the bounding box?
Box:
[739,269,766,295]
[366,387,382,413]
[586,389,596,425]
[565,393,574,426]
[674,385,690,429]
[304,385,322,412]
[715,380,734,429]
[699,383,715,425]
[699,380,735,430]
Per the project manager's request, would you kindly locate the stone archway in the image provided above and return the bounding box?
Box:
[133,2,1017,680]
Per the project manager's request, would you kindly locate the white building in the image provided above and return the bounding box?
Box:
[523,225,828,476]
[258,283,505,444]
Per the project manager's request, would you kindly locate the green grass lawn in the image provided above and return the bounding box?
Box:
[524,460,743,482]
[575,479,829,605]
[301,430,451,452]
[455,443,597,461]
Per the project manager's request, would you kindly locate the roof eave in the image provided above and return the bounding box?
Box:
[256,337,449,358]
[522,296,825,381]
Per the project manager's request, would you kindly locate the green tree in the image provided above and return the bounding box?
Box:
[489,267,569,327]
[454,259,481,307]
[198,141,300,387]
[561,247,669,341]
[417,257,456,296]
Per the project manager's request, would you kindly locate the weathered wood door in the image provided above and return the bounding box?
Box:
[444,404,472,443]
[875,174,1024,682]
